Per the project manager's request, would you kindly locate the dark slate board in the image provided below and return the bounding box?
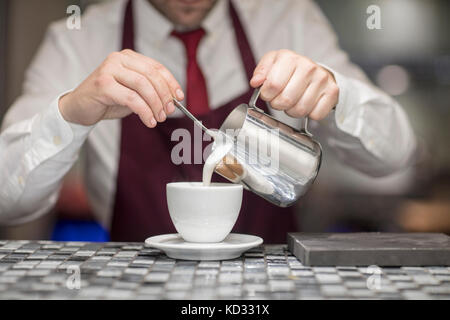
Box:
[287,232,450,266]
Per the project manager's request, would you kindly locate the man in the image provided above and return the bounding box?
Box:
[0,0,416,243]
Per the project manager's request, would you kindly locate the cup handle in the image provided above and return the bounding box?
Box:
[250,87,312,137]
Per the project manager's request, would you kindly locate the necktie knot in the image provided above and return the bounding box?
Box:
[171,28,206,59]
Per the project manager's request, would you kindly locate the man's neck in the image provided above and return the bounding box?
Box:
[146,0,218,31]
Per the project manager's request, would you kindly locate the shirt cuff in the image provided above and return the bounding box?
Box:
[318,64,361,137]
[57,89,94,149]
[29,90,94,165]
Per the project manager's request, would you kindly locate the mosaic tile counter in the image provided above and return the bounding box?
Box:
[0,240,449,300]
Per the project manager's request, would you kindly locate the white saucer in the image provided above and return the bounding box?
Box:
[145,233,263,261]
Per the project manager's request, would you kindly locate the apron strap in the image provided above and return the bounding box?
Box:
[228,1,257,82]
[122,0,134,50]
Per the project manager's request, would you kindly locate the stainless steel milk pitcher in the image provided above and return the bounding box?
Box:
[215,88,322,207]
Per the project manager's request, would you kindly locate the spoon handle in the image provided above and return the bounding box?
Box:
[173,99,216,138]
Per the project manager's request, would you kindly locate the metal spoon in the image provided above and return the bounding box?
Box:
[173,98,217,139]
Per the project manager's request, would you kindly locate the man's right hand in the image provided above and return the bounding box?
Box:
[59,49,184,128]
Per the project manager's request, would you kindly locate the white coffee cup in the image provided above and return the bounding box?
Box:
[166,182,243,243]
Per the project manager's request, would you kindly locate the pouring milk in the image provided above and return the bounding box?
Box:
[202,131,234,186]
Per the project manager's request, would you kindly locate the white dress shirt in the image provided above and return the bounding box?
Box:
[0,0,417,228]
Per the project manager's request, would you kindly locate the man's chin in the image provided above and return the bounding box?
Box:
[177,0,207,5]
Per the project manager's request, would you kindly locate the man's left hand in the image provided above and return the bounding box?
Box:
[250,49,339,121]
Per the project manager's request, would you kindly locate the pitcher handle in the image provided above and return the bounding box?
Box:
[249,87,312,136]
[249,87,266,113]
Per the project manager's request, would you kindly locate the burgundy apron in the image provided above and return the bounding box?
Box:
[111,0,298,243]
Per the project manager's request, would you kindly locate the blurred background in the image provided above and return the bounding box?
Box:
[0,0,449,240]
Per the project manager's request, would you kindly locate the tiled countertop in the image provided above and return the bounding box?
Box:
[0,240,449,300]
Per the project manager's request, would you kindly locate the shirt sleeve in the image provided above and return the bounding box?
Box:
[298,0,417,177]
[0,23,93,225]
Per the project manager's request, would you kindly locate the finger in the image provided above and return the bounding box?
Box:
[250,51,277,88]
[270,67,309,111]
[144,68,174,116]
[309,90,338,121]
[123,50,183,98]
[106,81,156,128]
[113,67,166,122]
[260,53,297,103]
[157,65,185,101]
[119,53,173,116]
[120,50,182,113]
[285,80,326,118]
[271,60,319,111]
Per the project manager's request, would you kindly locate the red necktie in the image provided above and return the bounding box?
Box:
[171,28,210,116]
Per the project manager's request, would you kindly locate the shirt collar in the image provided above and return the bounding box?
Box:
[202,0,228,35]
[134,0,173,45]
